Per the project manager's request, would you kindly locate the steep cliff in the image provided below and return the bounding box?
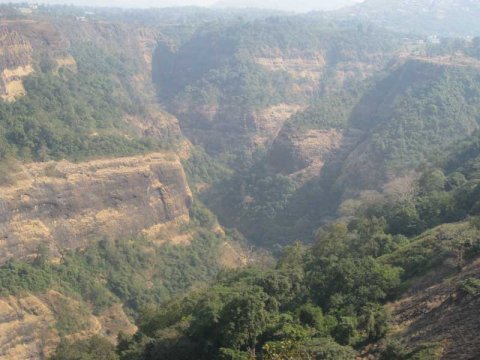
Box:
[153,18,406,159]
[0,9,253,360]
[0,149,248,360]
[0,291,136,360]
[0,152,192,262]
[0,27,34,101]
[267,127,363,184]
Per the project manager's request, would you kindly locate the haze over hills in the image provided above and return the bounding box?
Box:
[335,0,480,36]
[0,0,362,11]
[0,0,217,8]
[213,0,363,12]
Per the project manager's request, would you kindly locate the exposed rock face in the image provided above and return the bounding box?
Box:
[0,27,34,101]
[268,129,343,180]
[0,153,192,262]
[254,52,326,93]
[0,64,34,101]
[0,27,34,69]
[0,20,72,101]
[252,104,305,147]
[0,290,136,360]
[267,127,363,184]
[156,39,400,159]
[172,103,303,157]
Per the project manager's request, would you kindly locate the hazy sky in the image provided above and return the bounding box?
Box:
[0,0,364,11]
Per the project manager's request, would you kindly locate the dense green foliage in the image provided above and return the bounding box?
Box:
[203,149,305,247]
[108,147,480,359]
[116,242,400,360]
[101,128,480,359]
[361,63,480,174]
[285,88,365,132]
[0,226,225,316]
[0,43,170,163]
[181,146,232,188]
[50,336,119,360]
[338,138,480,276]
[4,6,480,360]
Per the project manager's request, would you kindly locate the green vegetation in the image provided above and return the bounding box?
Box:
[105,156,480,359]
[3,7,480,360]
[0,43,172,164]
[154,17,403,154]
[284,88,365,133]
[181,146,232,188]
[54,296,92,336]
[115,242,399,360]
[458,277,480,297]
[203,150,303,247]
[96,128,480,359]
[380,341,442,360]
[49,336,119,360]
[0,225,225,316]
[367,64,480,174]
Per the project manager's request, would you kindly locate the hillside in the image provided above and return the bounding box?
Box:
[103,122,480,360]
[0,14,180,162]
[0,150,247,358]
[153,17,410,158]
[151,17,420,248]
[199,50,480,247]
[0,7,250,359]
[385,225,480,360]
[335,0,480,37]
[0,152,192,261]
[213,0,361,12]
[1,3,480,360]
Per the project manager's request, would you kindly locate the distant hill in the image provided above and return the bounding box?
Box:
[335,0,480,36]
[213,0,362,12]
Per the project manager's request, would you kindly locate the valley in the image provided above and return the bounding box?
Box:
[0,2,480,359]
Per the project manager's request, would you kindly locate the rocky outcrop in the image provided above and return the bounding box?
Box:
[0,153,192,262]
[268,128,342,180]
[255,52,326,94]
[0,290,136,360]
[267,127,363,184]
[252,104,305,147]
[0,27,33,70]
[0,27,34,101]
[0,64,34,101]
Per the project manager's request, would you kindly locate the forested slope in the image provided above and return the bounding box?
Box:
[0,7,248,359]
[81,126,480,360]
[1,3,480,360]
